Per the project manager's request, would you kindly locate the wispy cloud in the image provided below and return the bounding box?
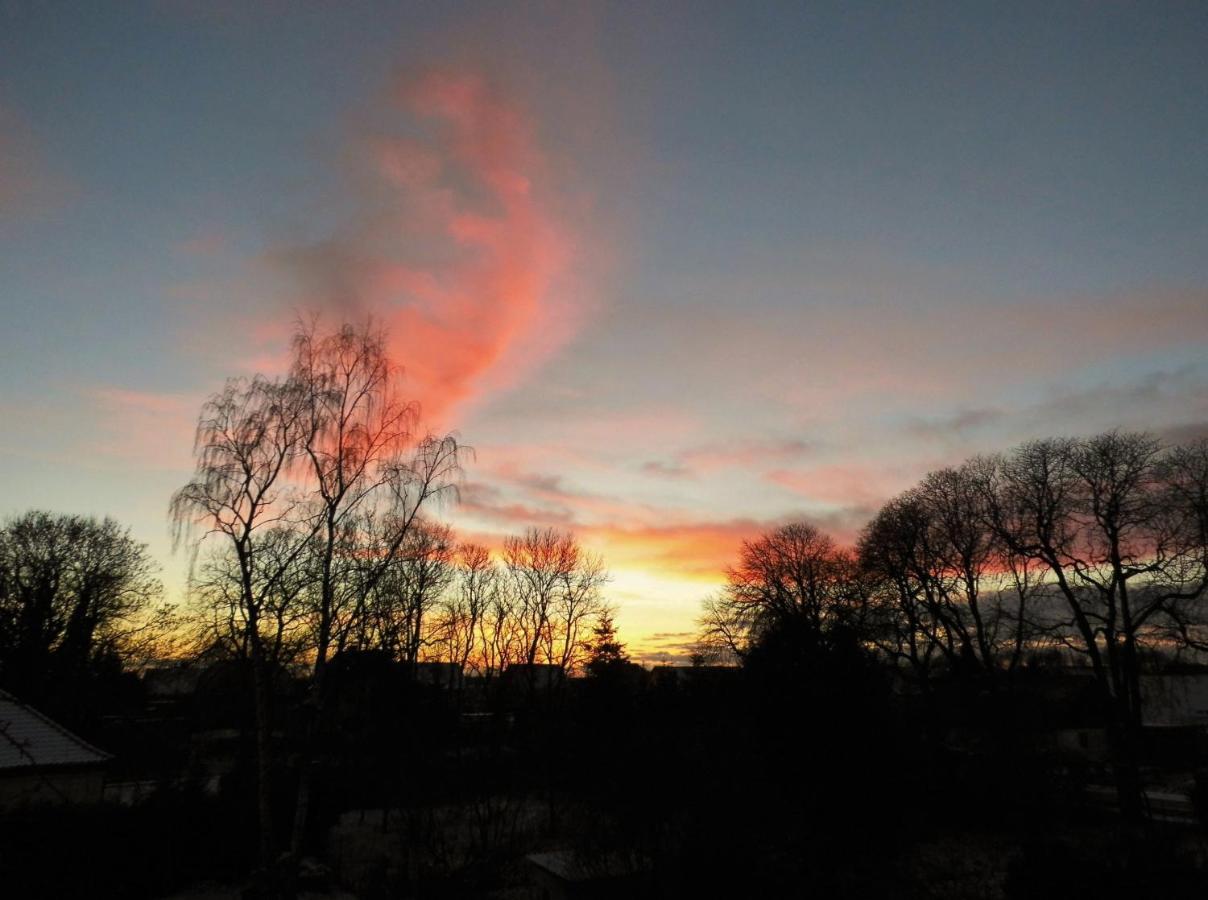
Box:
[631,630,701,666]
[271,67,587,426]
[642,437,820,479]
[898,366,1208,449]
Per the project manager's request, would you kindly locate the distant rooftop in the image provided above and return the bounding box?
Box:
[0,690,111,771]
[527,849,650,882]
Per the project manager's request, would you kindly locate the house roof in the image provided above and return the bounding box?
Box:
[527,850,650,882]
[0,690,111,771]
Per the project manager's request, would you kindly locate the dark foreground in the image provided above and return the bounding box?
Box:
[4,645,1208,898]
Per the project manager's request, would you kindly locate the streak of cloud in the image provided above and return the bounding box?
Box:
[273,67,584,426]
[641,437,821,479]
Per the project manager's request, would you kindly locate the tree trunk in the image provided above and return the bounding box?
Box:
[290,618,332,857]
[251,655,277,867]
[1107,694,1145,822]
[289,672,323,856]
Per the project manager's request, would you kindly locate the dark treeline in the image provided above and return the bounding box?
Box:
[0,511,170,722]
[3,322,1208,897]
[700,432,1208,824]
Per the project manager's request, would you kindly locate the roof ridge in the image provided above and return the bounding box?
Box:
[0,689,112,766]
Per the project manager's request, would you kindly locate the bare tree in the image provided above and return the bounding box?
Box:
[858,463,1036,683]
[502,528,608,674]
[358,519,456,665]
[477,562,523,679]
[697,594,747,664]
[698,522,864,660]
[172,322,463,859]
[551,549,609,673]
[430,542,496,674]
[190,526,316,669]
[291,320,411,688]
[971,432,1208,818]
[170,374,312,866]
[1158,439,1208,652]
[697,432,1208,825]
[859,494,950,680]
[287,319,462,853]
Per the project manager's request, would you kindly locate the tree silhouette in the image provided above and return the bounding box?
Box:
[0,511,163,707]
[974,433,1208,819]
[858,461,1038,685]
[171,319,463,864]
[287,319,461,854]
[585,610,627,678]
[698,521,867,660]
[170,373,311,866]
[503,527,608,673]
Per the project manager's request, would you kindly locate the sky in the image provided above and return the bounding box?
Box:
[2,2,1207,663]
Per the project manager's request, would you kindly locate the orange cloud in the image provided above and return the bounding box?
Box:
[451,515,759,585]
[274,68,583,427]
[579,519,762,581]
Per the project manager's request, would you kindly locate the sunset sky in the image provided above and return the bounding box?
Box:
[3,3,1207,662]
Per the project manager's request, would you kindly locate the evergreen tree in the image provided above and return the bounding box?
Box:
[586,611,628,676]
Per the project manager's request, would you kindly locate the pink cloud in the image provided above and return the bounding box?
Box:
[457,481,576,529]
[457,460,670,536]
[272,68,585,428]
